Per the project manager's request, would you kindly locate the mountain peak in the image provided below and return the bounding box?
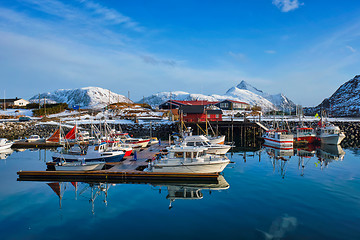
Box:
[236,80,264,95]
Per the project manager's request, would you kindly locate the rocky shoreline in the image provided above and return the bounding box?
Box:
[1,121,359,148]
[0,122,178,142]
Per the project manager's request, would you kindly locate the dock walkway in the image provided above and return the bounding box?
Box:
[17,143,219,183]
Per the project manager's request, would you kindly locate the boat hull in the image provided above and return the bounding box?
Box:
[320,133,345,145]
[52,152,124,163]
[55,162,105,171]
[0,143,13,151]
[263,138,293,150]
[149,160,230,173]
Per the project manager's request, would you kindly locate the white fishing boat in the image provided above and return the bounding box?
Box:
[145,145,230,173]
[54,161,105,171]
[317,122,345,145]
[179,135,231,155]
[263,130,293,150]
[52,143,125,163]
[0,138,13,150]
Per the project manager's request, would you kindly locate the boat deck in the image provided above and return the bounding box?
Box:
[17,142,219,183]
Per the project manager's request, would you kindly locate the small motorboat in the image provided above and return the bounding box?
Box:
[26,135,44,142]
[54,161,105,171]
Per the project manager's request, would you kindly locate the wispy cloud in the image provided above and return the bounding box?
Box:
[21,0,143,31]
[265,50,276,54]
[272,0,303,12]
[79,0,143,31]
[228,51,246,61]
[141,55,177,66]
[346,45,356,53]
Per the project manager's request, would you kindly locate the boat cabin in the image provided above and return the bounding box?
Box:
[320,126,341,135]
[167,146,207,160]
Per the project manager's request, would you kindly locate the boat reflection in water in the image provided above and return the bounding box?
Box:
[152,175,230,209]
[44,175,229,213]
[263,144,294,179]
[47,181,111,214]
[316,144,345,169]
[0,148,14,160]
[296,145,316,176]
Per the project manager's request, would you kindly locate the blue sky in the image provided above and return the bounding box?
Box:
[0,0,360,106]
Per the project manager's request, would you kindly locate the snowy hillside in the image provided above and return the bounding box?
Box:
[140,81,296,112]
[305,75,360,117]
[29,87,132,109]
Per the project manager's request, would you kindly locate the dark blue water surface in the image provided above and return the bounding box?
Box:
[0,145,359,240]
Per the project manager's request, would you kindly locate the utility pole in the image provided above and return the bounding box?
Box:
[44,97,46,117]
[3,90,5,111]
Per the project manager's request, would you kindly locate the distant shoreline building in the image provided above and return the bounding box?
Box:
[0,98,30,109]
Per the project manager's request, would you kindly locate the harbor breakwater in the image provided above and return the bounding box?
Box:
[0,121,359,148]
[0,122,178,141]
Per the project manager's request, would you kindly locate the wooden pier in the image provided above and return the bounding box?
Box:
[12,140,62,149]
[17,143,219,183]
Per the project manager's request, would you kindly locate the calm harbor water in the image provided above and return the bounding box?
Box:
[0,145,359,240]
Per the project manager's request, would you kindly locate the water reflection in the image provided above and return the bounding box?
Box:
[47,181,111,214]
[43,176,229,213]
[151,175,230,209]
[316,144,345,169]
[264,146,293,179]
[0,148,14,160]
[260,144,346,177]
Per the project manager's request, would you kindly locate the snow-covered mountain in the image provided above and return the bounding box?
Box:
[140,81,296,112]
[304,75,360,117]
[29,87,132,109]
[139,91,218,107]
[234,80,296,110]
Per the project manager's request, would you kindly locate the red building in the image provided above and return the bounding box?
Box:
[180,105,222,122]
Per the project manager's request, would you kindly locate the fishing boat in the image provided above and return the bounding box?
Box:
[316,122,345,145]
[179,135,231,155]
[0,138,13,150]
[295,127,317,144]
[262,129,294,150]
[52,143,125,163]
[145,145,230,173]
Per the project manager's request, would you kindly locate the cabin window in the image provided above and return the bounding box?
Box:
[216,114,219,118]
[183,113,187,116]
[195,142,202,146]
[174,152,184,158]
[207,114,211,118]
[187,142,195,146]
[186,152,191,158]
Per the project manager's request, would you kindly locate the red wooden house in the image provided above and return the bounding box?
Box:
[180,105,222,122]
